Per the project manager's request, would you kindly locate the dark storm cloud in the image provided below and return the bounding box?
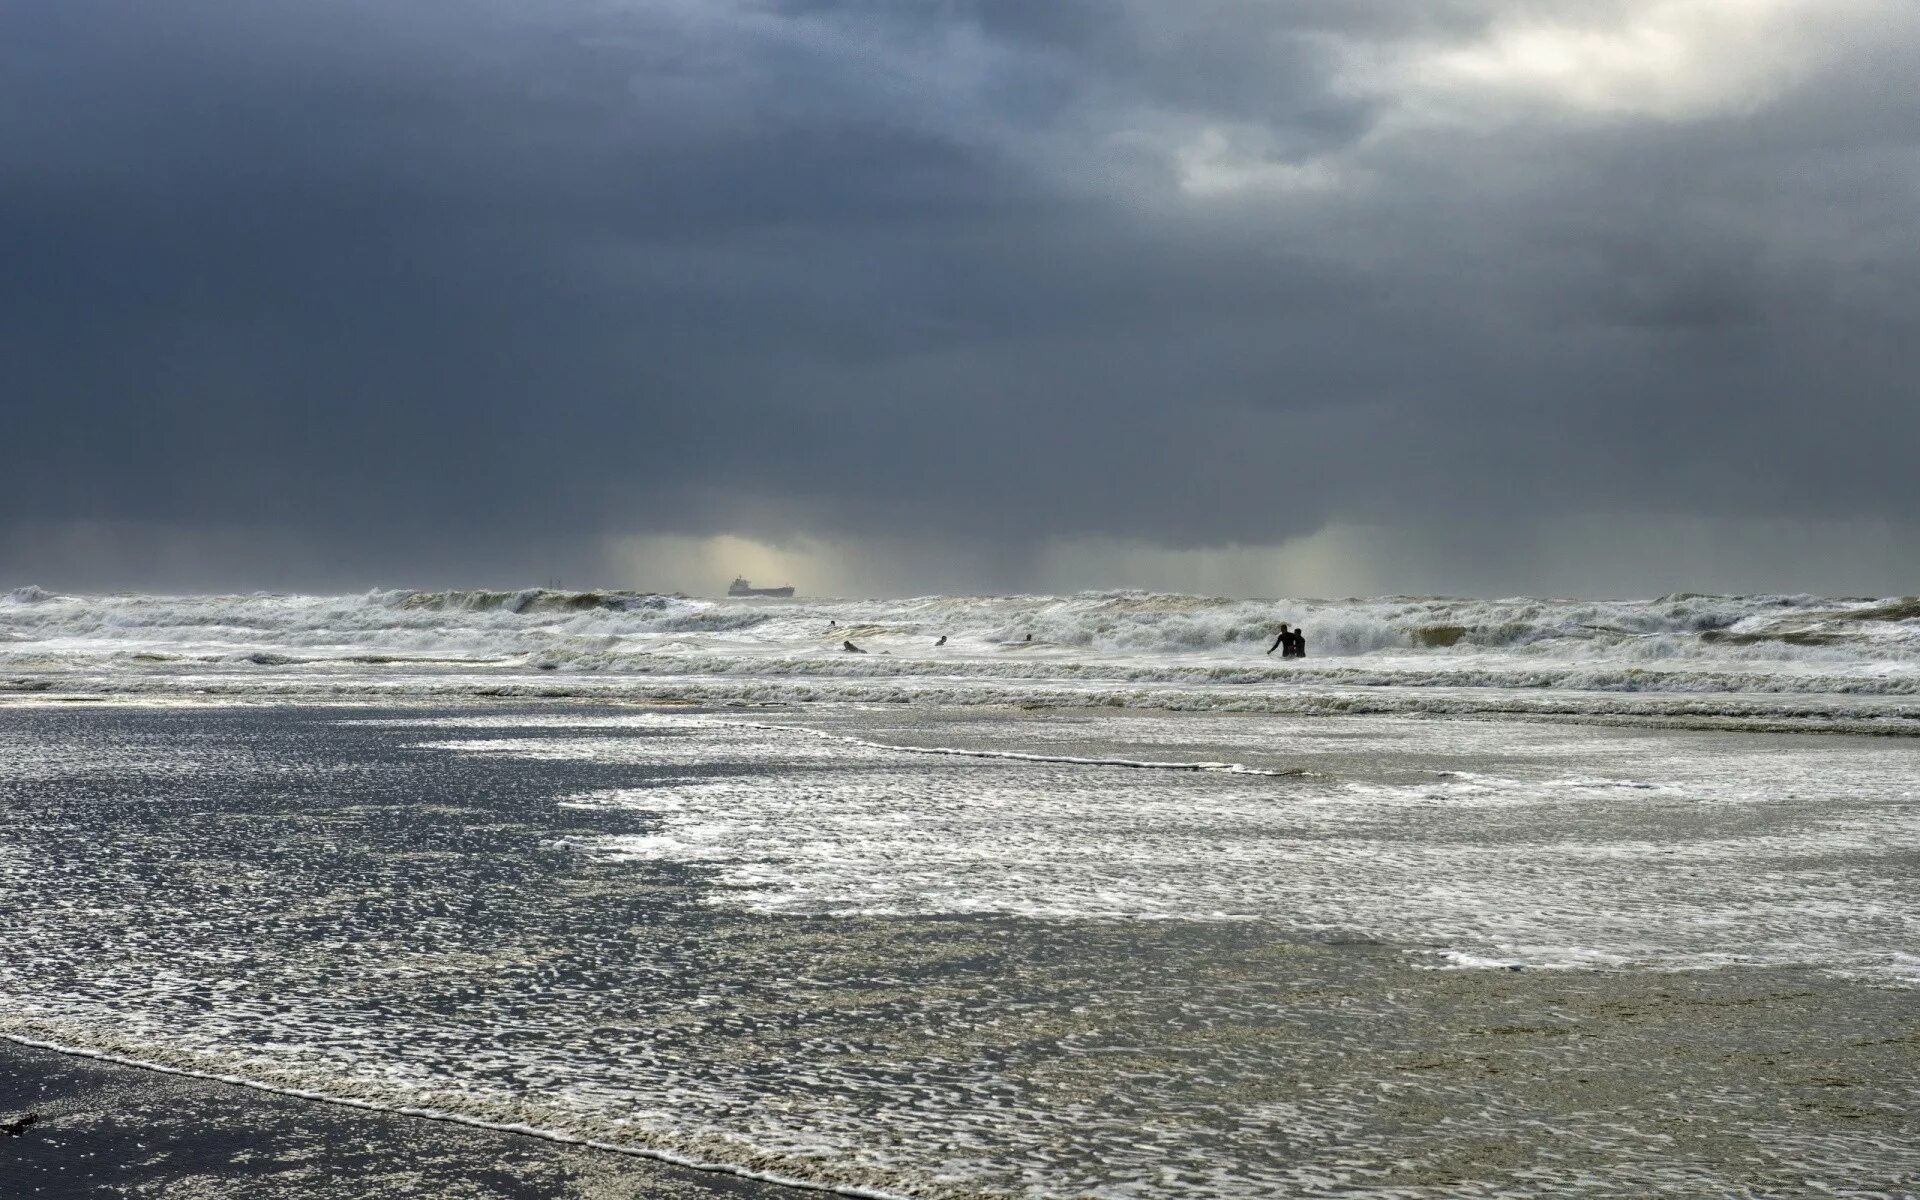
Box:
[4,0,1918,591]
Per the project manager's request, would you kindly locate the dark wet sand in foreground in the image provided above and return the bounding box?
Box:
[0,1038,800,1200]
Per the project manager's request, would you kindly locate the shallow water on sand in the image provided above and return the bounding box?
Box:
[2,702,1917,1197]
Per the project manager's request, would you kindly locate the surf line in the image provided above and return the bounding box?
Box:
[0,1031,911,1200]
[703,717,1310,777]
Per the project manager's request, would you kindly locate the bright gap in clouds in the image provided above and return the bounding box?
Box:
[603,518,1920,600]
[1332,0,1887,125]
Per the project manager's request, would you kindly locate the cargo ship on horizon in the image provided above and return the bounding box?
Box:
[727,576,795,598]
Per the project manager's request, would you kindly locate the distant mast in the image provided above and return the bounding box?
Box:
[727,576,796,598]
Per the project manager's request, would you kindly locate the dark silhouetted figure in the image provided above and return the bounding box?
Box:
[1267,623,1292,656]
[843,640,866,653]
[1291,628,1307,659]
[829,619,837,628]
[1025,633,1033,642]
[935,635,947,646]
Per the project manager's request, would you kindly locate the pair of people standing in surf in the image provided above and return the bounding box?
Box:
[1266,623,1307,658]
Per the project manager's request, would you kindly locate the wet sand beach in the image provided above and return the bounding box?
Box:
[6,954,1917,1197]
[3,699,1917,1196]
[0,1037,794,1199]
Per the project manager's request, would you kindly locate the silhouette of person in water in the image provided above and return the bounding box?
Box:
[934,635,947,646]
[843,639,866,653]
[1267,624,1309,658]
[1025,633,1033,642]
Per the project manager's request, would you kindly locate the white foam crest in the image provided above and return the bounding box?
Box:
[4,588,1912,653]
[13,666,1920,730]
[5,589,1920,721]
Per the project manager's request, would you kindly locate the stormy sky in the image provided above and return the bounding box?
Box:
[5,0,1918,597]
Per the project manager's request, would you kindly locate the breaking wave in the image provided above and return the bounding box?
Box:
[2,586,1918,719]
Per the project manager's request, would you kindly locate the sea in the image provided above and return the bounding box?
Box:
[2,586,1917,1196]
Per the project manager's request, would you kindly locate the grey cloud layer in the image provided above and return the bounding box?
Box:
[5,1,1917,590]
